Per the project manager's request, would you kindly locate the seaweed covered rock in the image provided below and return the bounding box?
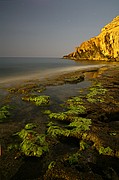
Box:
[10,123,49,157]
[22,95,50,106]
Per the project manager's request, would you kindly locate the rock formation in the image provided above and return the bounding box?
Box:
[63,16,119,61]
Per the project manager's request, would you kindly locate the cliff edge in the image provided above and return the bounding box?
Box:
[63,16,119,61]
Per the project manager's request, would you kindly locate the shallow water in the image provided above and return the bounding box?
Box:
[43,80,91,103]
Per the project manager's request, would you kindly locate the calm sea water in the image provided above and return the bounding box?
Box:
[0,57,107,83]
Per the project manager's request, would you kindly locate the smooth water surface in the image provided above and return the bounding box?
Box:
[0,57,107,83]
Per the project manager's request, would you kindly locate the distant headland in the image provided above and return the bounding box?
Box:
[63,16,119,61]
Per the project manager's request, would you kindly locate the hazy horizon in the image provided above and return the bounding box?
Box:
[0,0,119,57]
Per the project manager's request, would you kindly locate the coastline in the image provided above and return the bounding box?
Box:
[0,64,119,179]
[0,64,107,84]
[0,64,109,89]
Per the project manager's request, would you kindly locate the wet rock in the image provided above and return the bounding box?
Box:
[64,75,84,84]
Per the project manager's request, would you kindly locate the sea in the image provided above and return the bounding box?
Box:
[0,57,107,84]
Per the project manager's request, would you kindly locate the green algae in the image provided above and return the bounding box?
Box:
[43,110,52,115]
[47,117,91,139]
[24,123,37,130]
[22,95,50,106]
[48,104,86,122]
[47,122,70,138]
[10,123,49,157]
[68,152,81,165]
[66,96,84,105]
[79,140,90,151]
[48,161,56,170]
[44,82,119,160]
[47,95,86,122]
[0,105,11,122]
[98,146,113,156]
[109,132,117,136]
[86,83,107,103]
[68,117,91,131]
[66,105,86,115]
[49,112,68,121]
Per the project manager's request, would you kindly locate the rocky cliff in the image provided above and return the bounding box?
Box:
[63,16,119,61]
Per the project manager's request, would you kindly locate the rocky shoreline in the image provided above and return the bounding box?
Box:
[0,65,119,179]
[63,16,119,61]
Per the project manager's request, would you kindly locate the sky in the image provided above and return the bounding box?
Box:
[0,0,119,57]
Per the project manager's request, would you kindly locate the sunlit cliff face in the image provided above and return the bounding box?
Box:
[64,16,119,61]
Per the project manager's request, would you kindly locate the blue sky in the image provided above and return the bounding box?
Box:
[0,0,119,57]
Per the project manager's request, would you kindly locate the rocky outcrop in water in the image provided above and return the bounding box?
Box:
[63,16,119,61]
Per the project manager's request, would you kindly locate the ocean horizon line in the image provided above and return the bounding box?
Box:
[0,56,61,58]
